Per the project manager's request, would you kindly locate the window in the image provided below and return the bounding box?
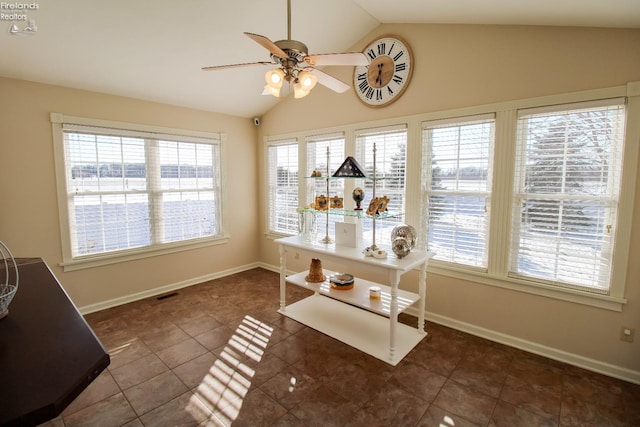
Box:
[422,115,495,269]
[263,84,638,309]
[306,133,345,238]
[267,140,299,235]
[56,121,224,264]
[511,99,626,294]
[355,125,407,244]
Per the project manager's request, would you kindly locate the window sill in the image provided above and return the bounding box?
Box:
[265,231,296,241]
[427,262,627,312]
[60,236,230,272]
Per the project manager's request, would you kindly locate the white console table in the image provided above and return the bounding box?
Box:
[276,235,434,365]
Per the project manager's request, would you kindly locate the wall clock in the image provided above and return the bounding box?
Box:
[353,35,413,107]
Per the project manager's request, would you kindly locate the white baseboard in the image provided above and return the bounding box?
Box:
[256,262,280,274]
[78,262,262,315]
[403,307,640,385]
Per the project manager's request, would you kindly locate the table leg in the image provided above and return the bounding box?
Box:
[279,245,286,311]
[388,270,401,362]
[418,261,427,334]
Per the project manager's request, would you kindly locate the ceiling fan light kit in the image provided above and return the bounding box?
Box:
[264,68,285,96]
[293,70,317,99]
[202,0,368,100]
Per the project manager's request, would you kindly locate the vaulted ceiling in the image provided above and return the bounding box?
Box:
[1,0,638,118]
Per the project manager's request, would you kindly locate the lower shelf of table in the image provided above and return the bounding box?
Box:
[285,269,420,317]
[278,294,427,366]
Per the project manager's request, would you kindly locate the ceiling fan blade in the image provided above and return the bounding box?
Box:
[202,61,274,71]
[308,68,350,93]
[305,52,368,66]
[244,32,288,59]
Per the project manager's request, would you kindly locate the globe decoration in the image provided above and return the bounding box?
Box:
[392,237,411,258]
[390,224,417,258]
[352,187,365,210]
[391,224,417,249]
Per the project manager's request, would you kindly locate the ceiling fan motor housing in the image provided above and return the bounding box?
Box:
[271,39,309,81]
[273,39,308,63]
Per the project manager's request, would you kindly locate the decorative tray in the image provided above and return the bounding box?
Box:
[329,273,354,285]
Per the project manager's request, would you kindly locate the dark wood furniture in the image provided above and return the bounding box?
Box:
[0,258,110,427]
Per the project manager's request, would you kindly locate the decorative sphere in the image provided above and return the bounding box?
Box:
[392,237,411,258]
[391,224,417,249]
[352,187,365,203]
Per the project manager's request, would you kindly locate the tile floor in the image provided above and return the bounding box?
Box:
[39,268,640,427]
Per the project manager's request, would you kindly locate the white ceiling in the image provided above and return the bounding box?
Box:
[1,0,638,119]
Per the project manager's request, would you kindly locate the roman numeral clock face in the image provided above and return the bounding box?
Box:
[353,36,413,107]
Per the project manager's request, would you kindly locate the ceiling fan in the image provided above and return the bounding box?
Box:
[202,0,368,99]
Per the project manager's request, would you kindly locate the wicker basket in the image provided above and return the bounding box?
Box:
[0,241,19,320]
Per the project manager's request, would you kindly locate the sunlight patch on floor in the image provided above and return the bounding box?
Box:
[187,315,273,425]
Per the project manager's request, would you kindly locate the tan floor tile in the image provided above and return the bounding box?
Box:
[106,337,153,370]
[490,400,557,427]
[62,369,120,416]
[140,322,192,352]
[110,352,169,390]
[432,379,497,426]
[139,391,213,427]
[173,352,218,389]
[124,370,189,416]
[63,392,137,427]
[500,374,561,419]
[156,337,209,368]
[417,405,480,427]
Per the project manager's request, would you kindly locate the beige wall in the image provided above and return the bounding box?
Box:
[0,77,259,309]
[257,24,640,379]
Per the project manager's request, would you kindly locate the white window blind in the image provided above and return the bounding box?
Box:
[510,99,626,293]
[62,125,222,258]
[267,140,299,234]
[306,133,345,236]
[355,125,407,245]
[422,115,495,268]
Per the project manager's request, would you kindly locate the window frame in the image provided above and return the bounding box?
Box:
[51,113,229,271]
[509,99,626,294]
[263,83,640,311]
[265,137,300,237]
[421,114,496,271]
